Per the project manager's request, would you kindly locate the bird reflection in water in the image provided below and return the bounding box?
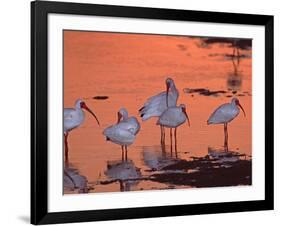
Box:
[64,166,89,193]
[104,160,141,192]
[227,46,243,92]
[161,139,179,158]
[208,146,247,163]
[142,146,178,171]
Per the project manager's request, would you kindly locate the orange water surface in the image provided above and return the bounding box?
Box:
[63,30,252,193]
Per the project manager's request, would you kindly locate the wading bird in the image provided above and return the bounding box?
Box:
[139,78,179,144]
[157,104,190,155]
[117,108,140,135]
[207,98,246,151]
[64,99,100,162]
[103,108,140,161]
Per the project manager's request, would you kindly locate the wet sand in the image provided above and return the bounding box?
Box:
[63,31,252,193]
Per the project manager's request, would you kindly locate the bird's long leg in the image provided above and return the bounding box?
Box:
[64,132,69,163]
[121,146,124,161]
[224,123,229,152]
[170,128,173,155]
[125,146,128,161]
[163,126,165,145]
[226,123,229,151]
[160,125,163,144]
[174,127,178,158]
[119,181,124,192]
[224,124,226,150]
[161,127,166,154]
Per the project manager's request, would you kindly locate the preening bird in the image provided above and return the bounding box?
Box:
[103,108,140,160]
[207,97,246,151]
[139,78,179,144]
[117,108,140,135]
[64,99,100,162]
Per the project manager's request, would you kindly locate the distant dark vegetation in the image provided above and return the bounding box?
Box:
[203,38,252,50]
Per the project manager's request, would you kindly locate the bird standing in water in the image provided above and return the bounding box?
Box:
[139,78,179,144]
[64,99,100,162]
[157,104,190,155]
[103,108,140,161]
[207,98,246,151]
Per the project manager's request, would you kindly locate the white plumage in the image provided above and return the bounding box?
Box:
[63,99,100,162]
[103,108,140,160]
[157,104,190,154]
[103,126,136,146]
[64,101,85,133]
[157,104,189,128]
[116,108,140,135]
[139,78,179,121]
[207,98,246,151]
[64,99,100,133]
[207,98,245,125]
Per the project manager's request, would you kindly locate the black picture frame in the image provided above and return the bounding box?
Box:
[31,0,274,224]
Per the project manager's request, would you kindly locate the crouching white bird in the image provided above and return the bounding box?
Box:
[64,99,100,162]
[117,108,140,135]
[139,78,179,144]
[103,108,140,160]
[207,97,246,151]
[157,104,190,154]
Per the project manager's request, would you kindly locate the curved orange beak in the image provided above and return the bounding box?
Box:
[166,82,170,108]
[182,107,190,127]
[237,102,246,117]
[117,111,122,123]
[81,102,100,125]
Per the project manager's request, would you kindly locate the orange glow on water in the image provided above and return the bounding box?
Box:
[64,31,252,193]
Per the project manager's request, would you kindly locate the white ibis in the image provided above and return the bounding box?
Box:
[207,98,246,151]
[139,78,179,144]
[103,108,140,160]
[64,99,100,162]
[117,108,140,136]
[157,104,190,155]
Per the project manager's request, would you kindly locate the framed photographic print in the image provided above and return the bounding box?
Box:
[31,0,274,224]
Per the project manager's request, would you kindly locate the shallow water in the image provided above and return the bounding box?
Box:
[63,31,252,193]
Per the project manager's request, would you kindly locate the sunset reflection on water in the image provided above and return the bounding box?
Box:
[63,31,252,194]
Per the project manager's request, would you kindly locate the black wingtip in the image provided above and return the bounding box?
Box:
[139,106,145,112]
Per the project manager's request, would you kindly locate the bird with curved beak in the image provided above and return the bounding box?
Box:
[64,99,100,162]
[207,97,246,151]
[166,80,170,108]
[80,101,100,125]
[157,104,190,155]
[139,78,179,145]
